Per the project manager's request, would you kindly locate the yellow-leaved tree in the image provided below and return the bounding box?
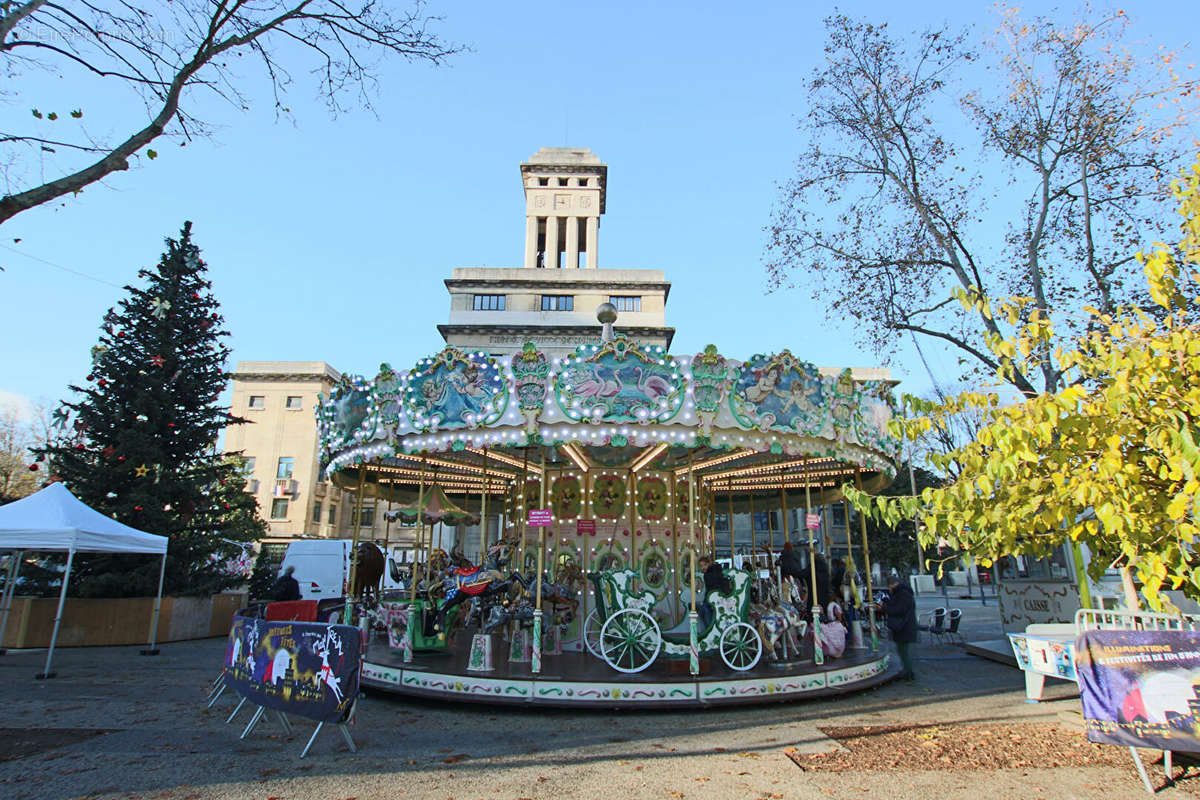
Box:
[846,155,1200,610]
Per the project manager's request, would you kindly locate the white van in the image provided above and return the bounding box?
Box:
[279,540,403,601]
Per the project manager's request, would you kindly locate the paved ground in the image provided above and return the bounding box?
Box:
[0,591,1194,800]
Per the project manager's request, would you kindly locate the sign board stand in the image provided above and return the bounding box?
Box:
[300,699,358,759]
[240,703,293,741]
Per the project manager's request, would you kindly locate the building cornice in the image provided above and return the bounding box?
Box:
[445,276,672,300]
[438,323,676,350]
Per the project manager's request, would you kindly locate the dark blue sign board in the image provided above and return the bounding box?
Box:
[1078,628,1200,753]
[225,614,361,724]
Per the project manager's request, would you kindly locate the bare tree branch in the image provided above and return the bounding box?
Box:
[0,0,461,226]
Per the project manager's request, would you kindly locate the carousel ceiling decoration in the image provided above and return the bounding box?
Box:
[317,338,901,493]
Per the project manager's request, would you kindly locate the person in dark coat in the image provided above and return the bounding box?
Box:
[697,557,730,628]
[779,541,805,584]
[799,552,832,615]
[271,565,301,602]
[880,575,918,680]
[829,558,846,599]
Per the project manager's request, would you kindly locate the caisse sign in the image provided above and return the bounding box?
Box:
[806,513,821,530]
[577,519,596,535]
[527,508,553,527]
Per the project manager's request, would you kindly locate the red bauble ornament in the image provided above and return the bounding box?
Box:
[28,463,38,472]
[102,446,116,459]
[118,456,126,462]
[116,331,125,338]
[74,444,85,451]
[97,379,108,388]
[167,423,175,428]
[134,505,143,512]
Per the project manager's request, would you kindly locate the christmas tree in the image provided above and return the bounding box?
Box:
[37,222,265,597]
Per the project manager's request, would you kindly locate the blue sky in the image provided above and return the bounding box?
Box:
[0,1,1190,415]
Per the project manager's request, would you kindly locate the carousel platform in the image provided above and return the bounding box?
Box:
[361,637,896,709]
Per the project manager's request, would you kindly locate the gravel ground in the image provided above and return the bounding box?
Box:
[0,592,1194,800]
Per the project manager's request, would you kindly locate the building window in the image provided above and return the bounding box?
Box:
[609,296,642,312]
[241,456,256,476]
[538,177,549,186]
[557,177,568,186]
[285,396,303,410]
[248,395,265,409]
[270,499,289,519]
[312,501,323,523]
[276,457,295,479]
[358,504,375,527]
[541,295,574,311]
[472,294,506,311]
[328,504,338,525]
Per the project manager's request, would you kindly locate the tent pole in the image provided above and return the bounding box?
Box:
[141,553,168,656]
[0,551,22,655]
[38,546,75,679]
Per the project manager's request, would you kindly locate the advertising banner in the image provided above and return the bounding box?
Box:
[225,614,361,724]
[1008,633,1077,680]
[1077,629,1200,752]
[806,513,821,530]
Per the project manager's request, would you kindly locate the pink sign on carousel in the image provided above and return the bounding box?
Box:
[806,513,821,530]
[527,508,553,527]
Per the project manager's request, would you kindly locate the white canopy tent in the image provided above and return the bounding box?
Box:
[0,482,168,678]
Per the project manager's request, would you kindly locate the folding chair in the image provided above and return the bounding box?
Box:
[919,607,947,643]
[945,608,964,644]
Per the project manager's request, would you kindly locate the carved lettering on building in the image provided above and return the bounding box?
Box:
[485,334,598,347]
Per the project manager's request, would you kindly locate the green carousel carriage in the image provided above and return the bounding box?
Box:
[586,567,762,673]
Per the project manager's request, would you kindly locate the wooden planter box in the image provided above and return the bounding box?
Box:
[1,592,246,649]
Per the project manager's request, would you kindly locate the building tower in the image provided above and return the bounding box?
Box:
[521,147,606,269]
[439,146,674,359]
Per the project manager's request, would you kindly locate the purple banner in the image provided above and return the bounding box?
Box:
[1078,629,1200,752]
[225,614,361,724]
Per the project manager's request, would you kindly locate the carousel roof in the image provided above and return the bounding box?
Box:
[318,337,901,507]
[383,483,480,526]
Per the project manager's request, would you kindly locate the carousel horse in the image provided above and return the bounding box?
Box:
[512,563,583,625]
[351,542,386,602]
[749,575,808,660]
[432,538,521,634]
[480,596,536,634]
[448,543,473,570]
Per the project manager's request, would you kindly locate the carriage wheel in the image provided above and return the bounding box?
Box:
[720,622,763,671]
[599,609,661,674]
[583,610,604,658]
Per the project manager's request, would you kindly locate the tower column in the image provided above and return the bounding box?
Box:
[524,215,538,269]
[586,215,599,269]
[565,214,580,269]
[545,215,560,269]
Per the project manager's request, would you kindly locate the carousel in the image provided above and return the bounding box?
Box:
[317,307,901,707]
